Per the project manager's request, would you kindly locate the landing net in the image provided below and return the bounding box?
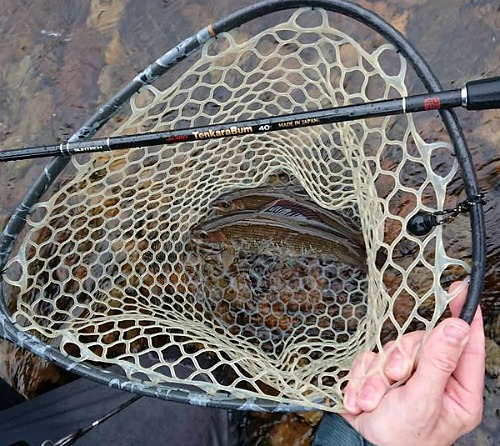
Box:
[2,7,470,411]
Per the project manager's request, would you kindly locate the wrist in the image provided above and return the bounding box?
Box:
[314,413,376,446]
[341,414,382,446]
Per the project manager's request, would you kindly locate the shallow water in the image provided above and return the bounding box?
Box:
[0,0,498,444]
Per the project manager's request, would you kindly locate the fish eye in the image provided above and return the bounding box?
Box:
[199,231,208,239]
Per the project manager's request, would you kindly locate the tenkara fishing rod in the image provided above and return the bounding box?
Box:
[1,76,499,162]
[39,395,142,446]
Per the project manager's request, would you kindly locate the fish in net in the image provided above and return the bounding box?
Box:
[0,2,483,412]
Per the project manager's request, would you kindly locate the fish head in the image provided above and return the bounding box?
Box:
[190,228,229,252]
[212,197,243,213]
[190,228,235,269]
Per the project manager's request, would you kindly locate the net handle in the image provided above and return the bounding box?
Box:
[0,0,485,410]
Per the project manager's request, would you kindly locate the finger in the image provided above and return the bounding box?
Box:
[406,317,471,403]
[449,302,485,399]
[343,350,378,414]
[345,332,426,413]
[357,372,388,412]
[357,331,426,412]
[448,280,469,318]
[383,331,425,382]
[446,279,485,398]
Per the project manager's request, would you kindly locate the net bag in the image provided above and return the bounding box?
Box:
[0,1,484,412]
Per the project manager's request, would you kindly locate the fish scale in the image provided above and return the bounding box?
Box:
[190,208,367,271]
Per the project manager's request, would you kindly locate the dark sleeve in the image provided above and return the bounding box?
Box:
[312,413,377,446]
[0,377,26,410]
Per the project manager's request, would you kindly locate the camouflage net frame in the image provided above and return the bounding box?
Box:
[0,1,484,412]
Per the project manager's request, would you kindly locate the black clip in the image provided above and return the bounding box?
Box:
[407,193,486,237]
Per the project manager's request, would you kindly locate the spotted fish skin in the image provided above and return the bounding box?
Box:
[190,210,367,271]
[212,187,364,246]
[212,186,309,213]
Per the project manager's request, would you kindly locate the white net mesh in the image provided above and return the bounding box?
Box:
[3,8,469,411]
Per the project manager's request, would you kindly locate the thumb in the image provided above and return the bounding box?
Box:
[447,280,469,318]
[406,318,471,403]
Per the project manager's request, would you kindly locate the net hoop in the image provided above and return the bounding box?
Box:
[0,0,485,412]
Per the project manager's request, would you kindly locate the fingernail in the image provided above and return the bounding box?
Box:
[386,352,404,373]
[344,391,358,412]
[359,386,375,405]
[443,321,470,343]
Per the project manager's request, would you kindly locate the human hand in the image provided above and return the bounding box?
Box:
[342,280,485,446]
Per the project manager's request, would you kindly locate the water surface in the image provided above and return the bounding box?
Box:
[0,1,498,444]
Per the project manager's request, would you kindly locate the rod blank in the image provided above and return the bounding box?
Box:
[1,77,499,163]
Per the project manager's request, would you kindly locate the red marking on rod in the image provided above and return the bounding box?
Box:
[424,97,441,111]
[167,135,189,142]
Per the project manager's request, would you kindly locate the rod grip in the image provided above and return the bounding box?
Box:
[465,76,500,110]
